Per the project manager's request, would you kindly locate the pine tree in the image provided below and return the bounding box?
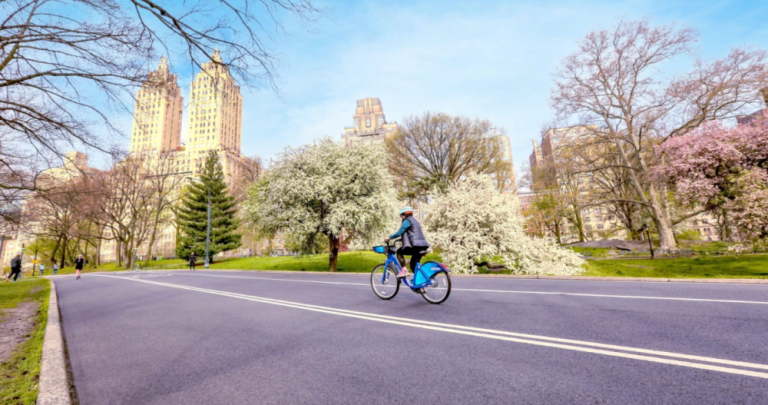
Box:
[176,151,241,262]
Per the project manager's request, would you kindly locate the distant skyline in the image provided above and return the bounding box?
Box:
[115,0,768,177]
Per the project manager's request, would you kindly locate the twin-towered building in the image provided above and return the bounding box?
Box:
[101,51,250,262]
[130,50,248,182]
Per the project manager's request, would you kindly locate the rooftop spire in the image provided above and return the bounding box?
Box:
[212,49,222,63]
[159,56,169,72]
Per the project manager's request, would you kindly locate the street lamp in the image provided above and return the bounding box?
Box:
[186,176,211,268]
[642,224,654,259]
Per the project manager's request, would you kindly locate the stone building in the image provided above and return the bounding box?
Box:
[101,52,251,262]
[492,134,517,196]
[341,97,399,146]
[130,57,183,154]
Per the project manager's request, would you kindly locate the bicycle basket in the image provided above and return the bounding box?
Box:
[373,246,386,254]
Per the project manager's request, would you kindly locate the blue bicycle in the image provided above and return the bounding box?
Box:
[370,240,451,304]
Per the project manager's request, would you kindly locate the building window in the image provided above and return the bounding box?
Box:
[378,117,384,125]
[584,217,591,222]
[366,118,371,127]
[597,224,604,230]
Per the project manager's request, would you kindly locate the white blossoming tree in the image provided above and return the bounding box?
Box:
[427,173,584,275]
[243,138,396,272]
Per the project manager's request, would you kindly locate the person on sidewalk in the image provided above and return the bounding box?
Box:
[189,252,197,271]
[39,264,45,276]
[75,254,85,279]
[7,254,22,282]
[52,262,58,275]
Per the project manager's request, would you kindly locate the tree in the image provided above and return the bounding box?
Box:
[230,155,264,255]
[0,0,320,201]
[176,151,240,261]
[97,155,155,268]
[551,19,768,251]
[426,173,584,275]
[143,153,187,265]
[386,112,508,200]
[244,139,395,272]
[655,118,768,241]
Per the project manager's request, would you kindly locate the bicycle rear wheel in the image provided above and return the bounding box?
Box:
[421,271,451,304]
[371,264,400,300]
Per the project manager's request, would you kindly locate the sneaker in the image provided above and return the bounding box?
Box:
[396,270,408,278]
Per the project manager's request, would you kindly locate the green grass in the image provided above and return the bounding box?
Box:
[583,254,768,279]
[678,240,735,254]
[50,251,442,274]
[207,251,442,273]
[0,278,50,405]
[568,247,612,258]
[44,247,768,279]
[51,258,187,275]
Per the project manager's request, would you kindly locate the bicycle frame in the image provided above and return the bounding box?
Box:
[380,242,443,290]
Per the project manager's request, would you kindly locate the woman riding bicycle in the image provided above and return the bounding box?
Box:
[385,206,430,278]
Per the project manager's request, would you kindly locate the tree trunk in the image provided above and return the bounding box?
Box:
[573,209,586,242]
[59,236,68,269]
[145,220,159,266]
[50,236,62,264]
[116,239,122,267]
[328,233,340,272]
[648,184,677,252]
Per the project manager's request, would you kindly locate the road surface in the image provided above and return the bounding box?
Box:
[53,270,768,404]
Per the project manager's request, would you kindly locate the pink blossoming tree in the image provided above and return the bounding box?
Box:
[654,117,768,240]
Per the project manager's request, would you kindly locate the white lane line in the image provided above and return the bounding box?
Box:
[170,272,768,305]
[97,274,768,379]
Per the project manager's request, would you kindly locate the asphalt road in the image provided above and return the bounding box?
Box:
[53,270,768,404]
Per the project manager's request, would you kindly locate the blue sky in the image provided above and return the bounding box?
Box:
[116,0,768,176]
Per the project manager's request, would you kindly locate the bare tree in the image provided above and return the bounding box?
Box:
[231,155,263,202]
[142,153,187,265]
[0,0,321,202]
[97,154,154,268]
[552,19,768,251]
[386,112,508,199]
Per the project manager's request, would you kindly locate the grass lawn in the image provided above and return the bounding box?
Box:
[0,278,50,405]
[567,247,612,258]
[50,251,442,274]
[45,248,768,279]
[584,254,768,279]
[207,251,443,273]
[51,258,188,275]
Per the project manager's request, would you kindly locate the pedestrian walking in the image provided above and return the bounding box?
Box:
[189,252,197,271]
[7,254,22,282]
[75,254,85,280]
[40,264,45,276]
[53,262,58,275]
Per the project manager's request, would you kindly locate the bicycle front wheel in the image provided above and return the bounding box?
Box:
[371,264,400,300]
[421,271,451,304]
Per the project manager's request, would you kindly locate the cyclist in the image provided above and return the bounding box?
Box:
[385,206,430,278]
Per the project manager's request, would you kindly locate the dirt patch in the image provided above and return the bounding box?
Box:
[0,301,39,363]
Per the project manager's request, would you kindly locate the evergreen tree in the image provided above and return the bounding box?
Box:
[176,151,241,261]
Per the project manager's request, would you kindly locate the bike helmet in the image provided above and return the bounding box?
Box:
[399,206,414,215]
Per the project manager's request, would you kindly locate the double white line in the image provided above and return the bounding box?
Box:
[98,275,768,379]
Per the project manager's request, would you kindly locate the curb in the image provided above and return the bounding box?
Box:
[38,280,72,405]
[137,268,768,284]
